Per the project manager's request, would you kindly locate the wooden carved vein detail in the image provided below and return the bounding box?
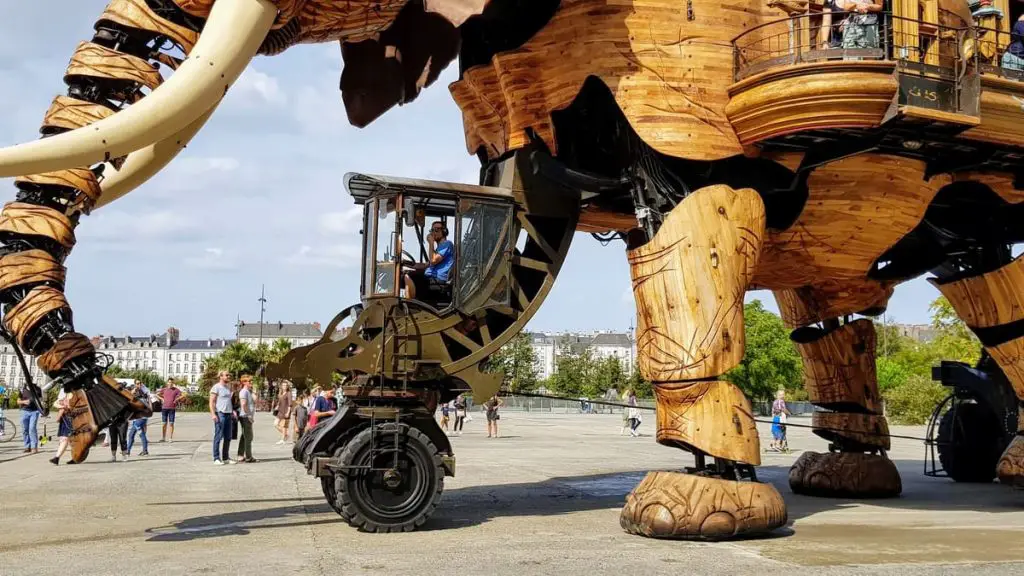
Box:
[789,451,902,498]
[37,332,94,375]
[99,0,200,54]
[170,0,216,18]
[2,286,70,349]
[296,0,407,45]
[450,0,782,162]
[628,185,765,382]
[0,203,76,250]
[620,472,787,540]
[65,41,163,91]
[42,96,115,134]
[812,411,891,450]
[997,436,1024,487]
[772,279,894,329]
[654,381,762,465]
[985,338,1024,401]
[931,255,1024,329]
[754,155,948,289]
[792,319,882,413]
[0,250,66,293]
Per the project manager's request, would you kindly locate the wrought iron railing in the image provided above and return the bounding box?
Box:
[732,12,972,82]
[974,25,1024,81]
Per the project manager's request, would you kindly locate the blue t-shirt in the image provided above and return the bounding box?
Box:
[1011,20,1024,57]
[425,239,454,281]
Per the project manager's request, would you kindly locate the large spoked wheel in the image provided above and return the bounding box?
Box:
[333,423,444,533]
[937,401,1005,483]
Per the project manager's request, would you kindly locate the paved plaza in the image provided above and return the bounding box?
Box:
[1,410,1024,575]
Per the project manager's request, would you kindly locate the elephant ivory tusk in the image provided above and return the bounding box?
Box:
[0,0,276,178]
[94,105,217,208]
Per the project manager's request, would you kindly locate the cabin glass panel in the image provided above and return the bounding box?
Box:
[456,199,513,311]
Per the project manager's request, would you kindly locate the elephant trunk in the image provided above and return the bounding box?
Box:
[0,0,270,459]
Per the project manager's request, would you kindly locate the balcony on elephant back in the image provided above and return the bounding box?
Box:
[723,3,1019,155]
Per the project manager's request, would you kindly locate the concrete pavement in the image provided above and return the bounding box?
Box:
[1,411,1023,575]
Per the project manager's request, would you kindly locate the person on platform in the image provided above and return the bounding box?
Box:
[839,0,882,50]
[1003,13,1024,71]
[159,378,182,443]
[210,371,237,465]
[402,220,455,301]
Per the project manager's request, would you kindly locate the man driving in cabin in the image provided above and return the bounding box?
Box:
[403,220,454,301]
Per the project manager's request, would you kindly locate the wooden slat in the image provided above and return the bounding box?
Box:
[450,0,784,162]
[629,185,765,382]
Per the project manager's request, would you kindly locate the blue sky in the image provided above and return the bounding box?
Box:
[0,1,943,339]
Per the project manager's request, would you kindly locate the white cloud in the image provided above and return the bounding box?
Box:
[173,156,241,175]
[286,244,361,268]
[318,207,363,236]
[184,247,238,271]
[80,210,197,243]
[231,68,287,107]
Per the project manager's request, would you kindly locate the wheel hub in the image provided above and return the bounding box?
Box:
[383,468,403,489]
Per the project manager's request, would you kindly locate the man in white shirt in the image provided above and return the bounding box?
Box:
[209,371,236,465]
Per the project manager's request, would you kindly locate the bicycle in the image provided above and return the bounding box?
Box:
[0,409,16,443]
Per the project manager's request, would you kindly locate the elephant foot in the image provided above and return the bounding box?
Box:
[620,471,787,540]
[997,435,1024,488]
[789,451,901,498]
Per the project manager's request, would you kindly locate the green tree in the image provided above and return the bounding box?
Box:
[592,356,626,397]
[488,333,539,393]
[106,365,166,390]
[929,296,980,365]
[549,343,596,397]
[724,300,803,402]
[625,368,653,399]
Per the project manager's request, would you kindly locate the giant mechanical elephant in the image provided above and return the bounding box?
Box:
[1,0,1023,540]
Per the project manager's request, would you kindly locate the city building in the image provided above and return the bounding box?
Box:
[167,338,233,385]
[891,323,938,343]
[94,328,180,376]
[236,321,323,348]
[527,330,636,380]
[0,342,48,390]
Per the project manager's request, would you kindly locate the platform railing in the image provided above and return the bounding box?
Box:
[732,12,970,83]
[974,25,1024,82]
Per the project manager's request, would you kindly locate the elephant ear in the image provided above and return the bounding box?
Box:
[341,0,484,128]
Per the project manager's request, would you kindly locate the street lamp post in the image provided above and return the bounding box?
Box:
[258,284,267,349]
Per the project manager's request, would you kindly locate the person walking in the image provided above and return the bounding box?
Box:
[127,380,151,456]
[17,382,41,454]
[294,390,309,439]
[274,382,292,444]
[484,394,503,438]
[439,402,451,432]
[627,391,642,437]
[236,375,258,463]
[108,412,129,462]
[159,378,182,442]
[309,388,336,429]
[452,395,467,436]
[770,389,791,452]
[49,389,74,465]
[209,371,237,465]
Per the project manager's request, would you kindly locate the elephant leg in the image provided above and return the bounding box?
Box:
[619,184,787,540]
[776,287,901,497]
[931,256,1024,487]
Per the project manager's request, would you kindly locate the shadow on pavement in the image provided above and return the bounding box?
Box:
[145,458,1024,541]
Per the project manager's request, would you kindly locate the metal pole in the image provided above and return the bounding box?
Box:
[257,284,267,348]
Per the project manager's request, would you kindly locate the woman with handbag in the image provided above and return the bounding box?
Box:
[484,394,503,438]
[452,395,467,436]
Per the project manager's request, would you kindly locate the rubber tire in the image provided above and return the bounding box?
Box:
[937,402,1004,483]
[320,425,366,515]
[333,423,444,533]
